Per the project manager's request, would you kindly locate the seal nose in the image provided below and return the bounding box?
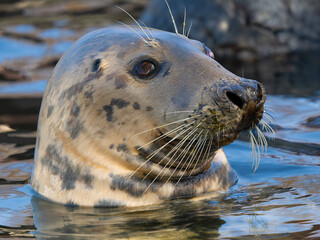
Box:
[225,80,265,110]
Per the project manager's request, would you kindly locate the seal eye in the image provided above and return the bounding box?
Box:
[203,44,214,59]
[136,61,157,78]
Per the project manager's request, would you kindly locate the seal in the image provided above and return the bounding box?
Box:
[31,25,266,207]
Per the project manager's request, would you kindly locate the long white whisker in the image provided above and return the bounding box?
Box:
[116,6,151,40]
[137,120,195,150]
[164,119,206,184]
[141,122,199,181]
[129,124,194,179]
[256,126,267,154]
[166,110,194,115]
[249,130,256,169]
[263,113,274,123]
[143,124,202,193]
[164,0,178,34]
[189,130,208,176]
[260,119,275,136]
[158,125,199,181]
[204,134,214,163]
[130,114,200,138]
[186,21,193,38]
[172,131,200,185]
[176,130,204,183]
[144,124,194,162]
[182,6,187,36]
[249,131,260,172]
[264,106,275,113]
[139,20,156,40]
[116,21,150,45]
[175,130,210,186]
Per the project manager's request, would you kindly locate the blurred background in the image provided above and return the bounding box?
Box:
[0,0,319,239]
[0,0,319,130]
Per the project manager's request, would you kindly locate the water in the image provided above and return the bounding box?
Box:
[1,111,319,239]
[0,2,319,239]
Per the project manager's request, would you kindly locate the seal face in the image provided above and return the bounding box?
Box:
[31,26,266,207]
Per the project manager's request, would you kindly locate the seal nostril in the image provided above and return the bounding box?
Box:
[226,91,244,109]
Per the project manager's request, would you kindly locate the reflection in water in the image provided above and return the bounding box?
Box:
[29,174,320,239]
[31,195,224,239]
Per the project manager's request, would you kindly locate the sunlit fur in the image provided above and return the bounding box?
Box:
[249,107,275,173]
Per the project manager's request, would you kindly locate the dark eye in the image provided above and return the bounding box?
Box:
[135,61,157,78]
[203,44,214,59]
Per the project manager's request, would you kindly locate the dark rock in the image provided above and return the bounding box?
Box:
[141,0,320,95]
[141,0,320,59]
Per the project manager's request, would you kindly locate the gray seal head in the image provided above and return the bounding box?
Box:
[31,26,266,207]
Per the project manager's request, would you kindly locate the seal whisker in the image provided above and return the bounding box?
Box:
[177,130,203,169]
[163,120,206,184]
[182,6,187,36]
[116,21,150,45]
[186,21,193,38]
[249,130,256,170]
[137,120,195,150]
[164,119,206,168]
[140,120,201,181]
[139,20,156,40]
[158,129,201,181]
[157,124,203,181]
[256,125,268,154]
[142,127,201,193]
[169,130,200,184]
[130,114,201,138]
[129,124,195,179]
[204,133,214,164]
[263,113,274,123]
[176,129,204,183]
[264,106,275,113]
[164,0,179,34]
[165,110,194,115]
[260,119,275,136]
[146,124,199,181]
[116,6,152,41]
[173,132,202,185]
[145,124,197,161]
[249,130,260,172]
[189,130,209,176]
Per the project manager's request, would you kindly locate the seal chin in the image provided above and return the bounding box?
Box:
[164,149,238,200]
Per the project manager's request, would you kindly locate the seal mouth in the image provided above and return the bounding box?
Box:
[133,81,266,184]
[238,102,264,131]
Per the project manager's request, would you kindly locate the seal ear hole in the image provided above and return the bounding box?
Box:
[92,59,101,72]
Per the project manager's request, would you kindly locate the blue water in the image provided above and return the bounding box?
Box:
[0,34,72,64]
[0,80,47,94]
